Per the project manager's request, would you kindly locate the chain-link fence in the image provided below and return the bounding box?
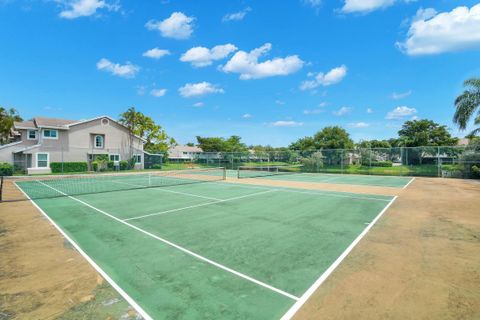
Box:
[164,145,480,179]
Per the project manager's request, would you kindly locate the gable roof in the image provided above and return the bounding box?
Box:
[169,145,203,153]
[14,115,147,142]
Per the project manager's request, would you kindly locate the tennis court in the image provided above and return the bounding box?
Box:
[6,168,397,319]
[237,166,413,188]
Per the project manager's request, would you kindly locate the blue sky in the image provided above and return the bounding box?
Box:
[1,0,479,146]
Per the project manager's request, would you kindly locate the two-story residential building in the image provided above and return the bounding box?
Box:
[0,116,145,174]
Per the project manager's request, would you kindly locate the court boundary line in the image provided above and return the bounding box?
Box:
[213,181,392,202]
[34,181,299,301]
[279,195,398,320]
[13,182,155,320]
[123,189,277,221]
[402,177,415,190]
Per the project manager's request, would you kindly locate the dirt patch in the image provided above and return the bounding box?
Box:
[292,178,480,320]
[0,182,136,319]
[227,177,402,196]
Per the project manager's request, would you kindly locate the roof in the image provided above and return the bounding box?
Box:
[458,138,470,146]
[14,117,76,130]
[170,145,203,152]
[13,115,146,142]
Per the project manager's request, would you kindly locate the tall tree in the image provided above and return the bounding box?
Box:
[398,119,458,147]
[195,136,247,152]
[119,107,174,159]
[454,78,480,136]
[0,107,22,144]
[313,126,354,149]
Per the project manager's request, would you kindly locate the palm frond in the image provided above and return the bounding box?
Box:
[453,91,478,129]
[464,78,480,90]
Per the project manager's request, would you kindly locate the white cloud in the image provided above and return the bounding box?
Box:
[366,108,374,113]
[392,90,412,100]
[178,82,224,98]
[272,121,304,127]
[143,48,170,59]
[397,4,480,56]
[341,0,395,14]
[193,102,204,107]
[385,106,417,119]
[180,44,237,67]
[333,106,352,116]
[136,86,146,95]
[150,88,167,97]
[242,113,253,119]
[348,122,370,128]
[96,58,139,78]
[59,0,118,19]
[300,65,347,90]
[275,100,286,105]
[221,43,304,80]
[145,12,194,40]
[222,7,251,22]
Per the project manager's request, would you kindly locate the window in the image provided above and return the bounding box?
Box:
[27,130,37,140]
[43,129,58,139]
[94,135,104,148]
[134,154,142,164]
[37,153,49,168]
[109,154,120,162]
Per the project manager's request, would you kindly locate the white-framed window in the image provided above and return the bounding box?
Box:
[94,135,104,148]
[36,152,49,168]
[27,130,38,140]
[42,129,58,139]
[109,154,120,162]
[134,154,142,164]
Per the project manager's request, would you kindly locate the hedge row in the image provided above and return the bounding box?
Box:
[92,160,130,171]
[0,163,14,176]
[361,161,393,167]
[50,162,88,173]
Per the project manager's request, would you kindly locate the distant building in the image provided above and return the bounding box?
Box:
[168,145,203,160]
[457,138,470,146]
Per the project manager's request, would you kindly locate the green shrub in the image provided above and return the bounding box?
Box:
[471,165,480,178]
[151,164,162,169]
[119,160,129,170]
[0,163,14,176]
[50,162,88,173]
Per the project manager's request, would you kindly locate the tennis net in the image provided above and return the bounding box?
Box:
[237,165,303,179]
[0,167,226,202]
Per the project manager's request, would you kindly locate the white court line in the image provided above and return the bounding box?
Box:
[214,181,392,202]
[279,196,398,320]
[124,189,277,221]
[13,182,154,320]
[34,182,298,301]
[402,177,415,190]
[111,180,223,201]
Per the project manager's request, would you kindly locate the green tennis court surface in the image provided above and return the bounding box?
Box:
[18,174,395,319]
[238,169,412,188]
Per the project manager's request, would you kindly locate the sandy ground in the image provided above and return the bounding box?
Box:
[293,178,480,320]
[0,182,136,319]
[0,177,478,319]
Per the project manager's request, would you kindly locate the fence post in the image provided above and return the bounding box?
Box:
[437,146,441,177]
[61,147,64,173]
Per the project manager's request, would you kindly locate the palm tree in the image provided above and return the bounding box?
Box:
[454,78,480,136]
[0,107,22,144]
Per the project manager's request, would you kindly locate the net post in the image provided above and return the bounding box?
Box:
[223,167,227,180]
